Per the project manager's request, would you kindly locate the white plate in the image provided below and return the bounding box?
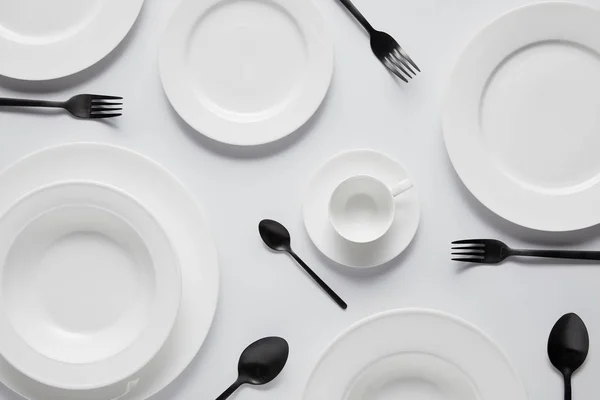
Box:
[0,0,144,80]
[443,2,600,231]
[0,144,219,400]
[0,182,181,390]
[304,309,528,400]
[159,0,333,146]
[304,150,420,268]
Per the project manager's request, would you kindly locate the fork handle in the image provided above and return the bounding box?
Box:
[338,0,375,33]
[0,97,64,108]
[512,249,600,261]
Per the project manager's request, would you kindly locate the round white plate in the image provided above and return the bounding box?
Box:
[444,2,600,231]
[0,182,181,390]
[304,309,528,400]
[0,0,144,80]
[159,0,333,146]
[0,144,219,400]
[304,150,420,268]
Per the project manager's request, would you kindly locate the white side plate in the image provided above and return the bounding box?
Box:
[304,309,528,400]
[0,0,144,80]
[0,144,219,400]
[444,2,600,231]
[159,0,334,146]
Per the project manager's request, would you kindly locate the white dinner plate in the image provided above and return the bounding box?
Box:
[159,0,333,146]
[444,2,600,231]
[0,0,144,81]
[0,182,181,390]
[304,150,420,268]
[304,309,528,400]
[0,144,219,400]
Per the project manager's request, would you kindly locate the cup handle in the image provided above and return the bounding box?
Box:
[390,179,413,198]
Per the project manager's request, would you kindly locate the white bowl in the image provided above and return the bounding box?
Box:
[0,181,182,390]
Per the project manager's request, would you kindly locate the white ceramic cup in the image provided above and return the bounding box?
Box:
[329,175,413,243]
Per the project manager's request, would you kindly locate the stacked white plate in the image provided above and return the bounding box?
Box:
[304,309,528,400]
[0,144,219,400]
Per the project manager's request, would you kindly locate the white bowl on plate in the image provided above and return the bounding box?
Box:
[0,181,181,390]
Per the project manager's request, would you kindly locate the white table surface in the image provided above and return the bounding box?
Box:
[2,0,600,399]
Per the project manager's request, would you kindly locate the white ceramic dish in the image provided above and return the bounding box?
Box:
[0,182,181,390]
[0,144,219,400]
[304,309,528,400]
[304,150,420,268]
[0,0,144,80]
[329,175,413,244]
[159,0,334,146]
[444,2,600,231]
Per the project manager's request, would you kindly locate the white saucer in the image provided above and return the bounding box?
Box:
[304,309,528,400]
[0,144,219,400]
[444,2,600,231]
[159,0,333,146]
[0,0,144,80]
[303,150,420,268]
[0,182,181,390]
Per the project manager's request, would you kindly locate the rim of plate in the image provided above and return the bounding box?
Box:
[0,0,144,81]
[443,1,600,231]
[0,180,182,390]
[303,308,527,400]
[159,0,334,146]
[0,143,219,400]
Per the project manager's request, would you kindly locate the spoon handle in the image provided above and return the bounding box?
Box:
[564,374,571,400]
[215,378,244,400]
[289,251,348,310]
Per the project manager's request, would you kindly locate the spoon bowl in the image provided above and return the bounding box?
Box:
[239,337,289,385]
[548,313,589,400]
[215,336,289,400]
[259,219,292,252]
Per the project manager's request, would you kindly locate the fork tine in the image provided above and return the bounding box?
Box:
[91,101,123,106]
[91,106,123,110]
[452,258,484,263]
[90,113,122,119]
[452,252,484,256]
[452,248,484,253]
[92,108,123,113]
[393,49,415,75]
[388,54,412,78]
[382,58,408,82]
[90,95,123,100]
[399,48,420,72]
[451,245,484,250]
[452,239,487,245]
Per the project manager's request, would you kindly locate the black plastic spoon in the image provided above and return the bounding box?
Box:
[216,337,289,400]
[548,313,589,400]
[259,219,347,310]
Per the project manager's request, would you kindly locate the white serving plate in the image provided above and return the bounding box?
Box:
[444,2,600,231]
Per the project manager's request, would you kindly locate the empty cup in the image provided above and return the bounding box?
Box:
[329,175,413,243]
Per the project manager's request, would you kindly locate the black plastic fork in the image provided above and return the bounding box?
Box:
[338,0,419,82]
[0,94,123,119]
[452,239,600,264]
